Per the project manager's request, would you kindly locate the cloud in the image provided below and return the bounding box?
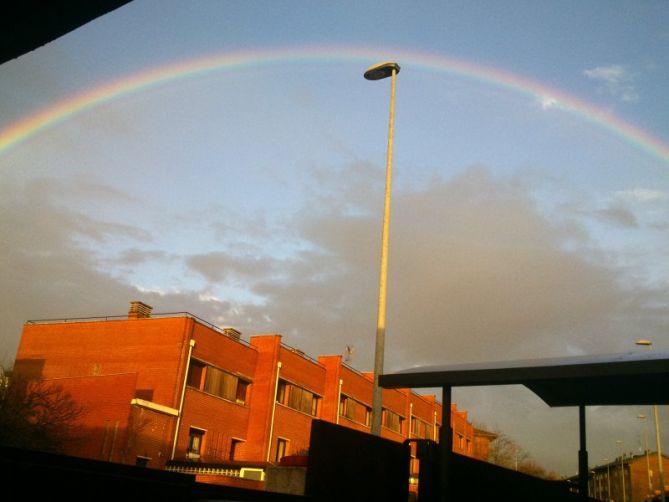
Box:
[583,65,639,102]
[594,205,638,228]
[207,165,654,371]
[186,251,278,283]
[116,248,171,266]
[615,188,666,203]
[539,96,558,110]
[2,166,666,476]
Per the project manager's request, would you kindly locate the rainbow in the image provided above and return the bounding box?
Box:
[1,46,668,163]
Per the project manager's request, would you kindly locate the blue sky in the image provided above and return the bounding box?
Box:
[1,1,668,475]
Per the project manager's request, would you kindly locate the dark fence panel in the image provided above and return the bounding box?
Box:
[0,445,306,501]
[306,420,410,501]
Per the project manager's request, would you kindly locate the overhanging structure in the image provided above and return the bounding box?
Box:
[380,351,669,501]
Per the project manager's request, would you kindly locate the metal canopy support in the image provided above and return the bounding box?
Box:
[578,405,589,501]
[379,352,669,500]
[440,385,453,501]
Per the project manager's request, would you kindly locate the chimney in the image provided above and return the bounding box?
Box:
[222,328,241,340]
[128,301,153,319]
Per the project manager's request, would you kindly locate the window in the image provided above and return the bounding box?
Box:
[382,409,404,434]
[230,438,243,461]
[134,389,154,401]
[339,395,357,420]
[135,456,150,467]
[236,379,249,403]
[276,438,288,463]
[339,395,372,426]
[187,427,205,458]
[187,360,205,388]
[411,417,433,439]
[187,359,250,405]
[276,380,320,416]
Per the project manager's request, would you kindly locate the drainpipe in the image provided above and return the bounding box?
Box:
[433,410,438,441]
[266,361,282,462]
[336,378,343,425]
[408,402,413,439]
[170,338,196,460]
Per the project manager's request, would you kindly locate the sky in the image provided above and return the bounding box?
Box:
[1,0,668,476]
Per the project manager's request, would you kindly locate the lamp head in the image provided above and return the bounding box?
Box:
[364,61,401,80]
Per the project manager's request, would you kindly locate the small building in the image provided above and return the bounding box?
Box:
[13,301,493,489]
[586,453,669,502]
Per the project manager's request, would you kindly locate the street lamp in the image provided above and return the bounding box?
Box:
[636,339,666,502]
[604,458,611,502]
[639,414,653,500]
[617,440,627,502]
[364,61,400,436]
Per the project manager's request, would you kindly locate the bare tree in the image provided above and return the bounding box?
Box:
[0,367,84,453]
[480,424,560,480]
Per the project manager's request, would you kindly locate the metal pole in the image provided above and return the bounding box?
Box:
[605,459,611,502]
[336,378,343,425]
[171,338,196,460]
[266,361,282,462]
[617,440,627,502]
[655,405,666,502]
[640,414,653,499]
[440,385,453,502]
[578,405,589,501]
[371,65,398,437]
[636,341,665,502]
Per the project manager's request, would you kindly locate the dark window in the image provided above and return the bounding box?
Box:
[230,439,243,461]
[190,360,249,405]
[236,380,249,404]
[135,456,150,467]
[134,389,154,401]
[339,395,372,426]
[187,360,205,389]
[382,409,404,434]
[411,417,433,439]
[277,379,320,416]
[188,427,205,457]
[276,438,288,463]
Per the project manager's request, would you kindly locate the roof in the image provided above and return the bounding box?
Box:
[1,1,132,65]
[379,351,669,407]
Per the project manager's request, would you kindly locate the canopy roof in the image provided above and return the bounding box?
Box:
[379,351,669,407]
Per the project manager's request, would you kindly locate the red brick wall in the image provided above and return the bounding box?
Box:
[191,323,257,380]
[246,335,282,461]
[317,355,342,423]
[17,317,191,409]
[175,388,252,462]
[12,313,484,486]
[48,373,138,462]
[125,406,175,468]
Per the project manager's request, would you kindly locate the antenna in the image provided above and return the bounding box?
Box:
[345,345,354,363]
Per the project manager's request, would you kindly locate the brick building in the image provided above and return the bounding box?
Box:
[587,452,669,502]
[13,301,492,488]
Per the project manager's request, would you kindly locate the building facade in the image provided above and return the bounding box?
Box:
[13,301,491,488]
[587,453,669,502]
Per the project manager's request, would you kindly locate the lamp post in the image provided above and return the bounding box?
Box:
[604,458,611,502]
[364,61,400,436]
[636,339,666,502]
[617,440,627,502]
[639,414,653,500]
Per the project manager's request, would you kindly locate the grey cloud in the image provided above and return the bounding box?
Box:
[595,205,638,228]
[116,248,171,265]
[2,165,666,477]
[224,166,638,373]
[186,251,278,283]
